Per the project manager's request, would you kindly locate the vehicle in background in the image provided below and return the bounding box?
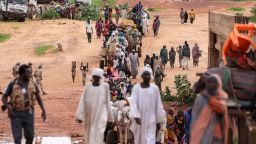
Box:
[0,0,28,22]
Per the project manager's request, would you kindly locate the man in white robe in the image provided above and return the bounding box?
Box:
[129,50,140,79]
[129,66,166,144]
[75,68,113,144]
[142,11,149,35]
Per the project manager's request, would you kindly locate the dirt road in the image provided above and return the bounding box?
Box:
[0,0,254,140]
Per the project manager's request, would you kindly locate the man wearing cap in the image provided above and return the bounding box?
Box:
[75,68,113,144]
[129,66,166,144]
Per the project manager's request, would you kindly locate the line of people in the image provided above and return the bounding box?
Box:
[147,42,202,71]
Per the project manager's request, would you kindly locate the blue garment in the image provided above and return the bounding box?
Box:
[118,37,125,46]
[184,108,192,143]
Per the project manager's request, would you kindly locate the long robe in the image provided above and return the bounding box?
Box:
[141,13,149,35]
[169,50,176,67]
[129,84,165,144]
[190,93,228,144]
[192,45,200,66]
[75,82,113,144]
[160,48,168,65]
[129,53,139,76]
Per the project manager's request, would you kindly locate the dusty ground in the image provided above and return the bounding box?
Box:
[0,0,255,142]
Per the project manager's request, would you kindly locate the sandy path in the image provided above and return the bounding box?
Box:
[0,0,255,140]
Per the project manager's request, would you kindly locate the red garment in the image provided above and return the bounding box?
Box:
[103,22,110,36]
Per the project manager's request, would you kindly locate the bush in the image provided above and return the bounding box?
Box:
[41,8,60,20]
[228,7,245,12]
[251,5,256,17]
[235,13,244,16]
[161,87,177,102]
[174,74,196,106]
[80,4,100,20]
[119,3,129,10]
[250,16,256,23]
[250,5,256,23]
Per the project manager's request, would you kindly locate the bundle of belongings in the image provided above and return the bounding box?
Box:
[194,24,256,114]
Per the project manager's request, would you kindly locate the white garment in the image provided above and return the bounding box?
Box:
[86,22,93,33]
[121,9,127,19]
[75,82,113,144]
[113,59,119,67]
[142,13,149,34]
[129,84,165,144]
[181,56,189,67]
[119,71,127,79]
[120,86,127,97]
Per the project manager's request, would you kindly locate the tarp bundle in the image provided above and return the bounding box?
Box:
[205,67,256,101]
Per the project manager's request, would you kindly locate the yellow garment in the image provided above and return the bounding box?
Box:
[166,114,176,143]
[189,11,195,19]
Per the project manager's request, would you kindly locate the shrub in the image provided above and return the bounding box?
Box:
[41,8,60,20]
[119,3,129,10]
[80,4,100,20]
[250,5,256,23]
[250,5,256,17]
[174,74,196,106]
[228,7,245,12]
[249,16,256,23]
[161,87,177,102]
[235,13,244,16]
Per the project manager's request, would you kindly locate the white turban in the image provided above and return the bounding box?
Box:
[91,68,104,78]
[145,64,151,68]
[139,66,153,78]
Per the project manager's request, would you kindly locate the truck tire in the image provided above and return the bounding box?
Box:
[18,17,25,22]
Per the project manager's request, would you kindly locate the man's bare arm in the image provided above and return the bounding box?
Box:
[35,93,46,121]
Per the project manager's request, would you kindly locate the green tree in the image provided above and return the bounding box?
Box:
[174,74,196,105]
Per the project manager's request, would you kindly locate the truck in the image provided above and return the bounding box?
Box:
[0,0,28,22]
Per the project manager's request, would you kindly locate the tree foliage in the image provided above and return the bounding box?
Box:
[80,4,100,20]
[251,5,256,17]
[161,86,177,102]
[174,74,196,106]
[40,8,60,20]
[119,3,129,10]
[250,5,256,23]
